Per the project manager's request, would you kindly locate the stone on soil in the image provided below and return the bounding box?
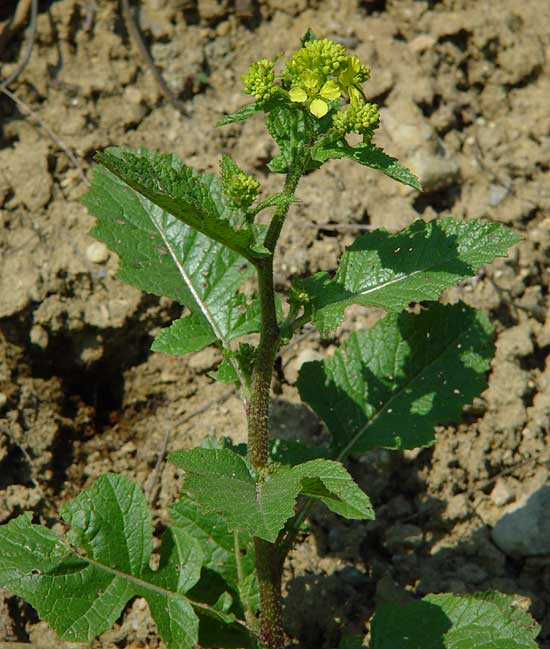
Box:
[491,486,550,557]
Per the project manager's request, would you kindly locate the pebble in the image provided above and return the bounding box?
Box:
[0,392,7,410]
[488,183,510,207]
[384,524,423,552]
[409,34,437,53]
[29,324,49,349]
[410,150,459,192]
[491,485,550,557]
[490,478,515,507]
[86,241,109,264]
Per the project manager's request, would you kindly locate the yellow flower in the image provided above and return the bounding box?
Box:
[338,55,370,91]
[289,74,341,118]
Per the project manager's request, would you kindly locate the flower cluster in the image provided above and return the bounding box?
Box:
[221,155,260,209]
[332,101,380,136]
[242,59,278,106]
[284,39,370,118]
[242,38,380,138]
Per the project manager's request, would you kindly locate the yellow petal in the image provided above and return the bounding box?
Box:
[302,70,321,90]
[289,87,307,103]
[309,98,328,118]
[320,80,341,101]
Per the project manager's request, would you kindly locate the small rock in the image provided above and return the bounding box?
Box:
[456,562,488,585]
[30,324,49,349]
[446,493,470,521]
[491,478,515,507]
[488,184,510,207]
[0,393,7,410]
[409,34,436,53]
[124,86,143,105]
[384,524,423,552]
[86,241,109,264]
[337,566,370,588]
[409,149,459,192]
[491,486,550,557]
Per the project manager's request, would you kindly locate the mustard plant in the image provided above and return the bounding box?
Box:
[0,33,539,649]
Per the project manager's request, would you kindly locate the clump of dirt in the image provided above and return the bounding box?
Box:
[1,0,549,646]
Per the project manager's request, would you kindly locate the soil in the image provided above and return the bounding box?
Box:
[1,0,550,647]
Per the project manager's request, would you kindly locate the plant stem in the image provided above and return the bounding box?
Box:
[247,151,307,649]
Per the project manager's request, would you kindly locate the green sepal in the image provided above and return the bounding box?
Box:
[300,29,318,46]
[298,303,494,455]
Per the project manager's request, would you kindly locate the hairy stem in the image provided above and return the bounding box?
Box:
[247,152,307,649]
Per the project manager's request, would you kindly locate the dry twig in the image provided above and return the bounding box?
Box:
[0,86,89,186]
[120,0,188,114]
[0,0,38,90]
[0,0,32,54]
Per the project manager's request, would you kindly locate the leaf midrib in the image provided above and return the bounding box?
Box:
[336,317,477,458]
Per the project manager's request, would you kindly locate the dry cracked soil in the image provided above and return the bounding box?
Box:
[1,0,550,647]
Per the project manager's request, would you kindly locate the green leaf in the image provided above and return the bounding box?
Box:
[311,138,422,190]
[339,636,366,649]
[83,155,258,358]
[267,105,313,174]
[153,295,259,357]
[301,29,318,46]
[291,459,375,520]
[91,147,265,261]
[209,343,256,386]
[298,304,494,454]
[249,192,301,217]
[170,494,257,601]
[169,449,373,542]
[0,474,202,648]
[296,218,521,334]
[370,592,539,649]
[216,102,263,126]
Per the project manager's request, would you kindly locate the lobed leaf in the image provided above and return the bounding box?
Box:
[370,592,539,649]
[170,496,256,595]
[311,138,422,190]
[298,304,494,454]
[296,218,521,334]
[82,155,260,357]
[0,474,206,648]
[169,449,373,542]
[91,147,265,261]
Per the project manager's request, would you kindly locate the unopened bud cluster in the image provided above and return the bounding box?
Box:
[221,156,260,209]
[332,101,380,136]
[242,37,380,138]
[242,59,278,105]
